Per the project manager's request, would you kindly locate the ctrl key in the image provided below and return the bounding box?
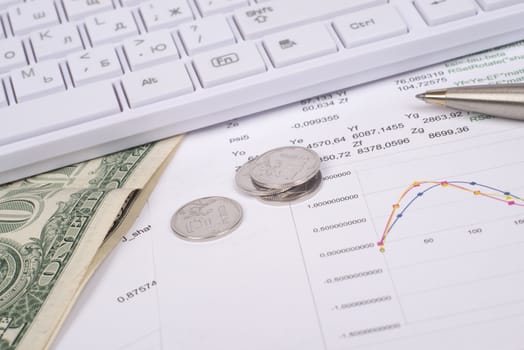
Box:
[121,62,194,109]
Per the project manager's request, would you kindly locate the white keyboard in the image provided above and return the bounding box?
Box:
[1,0,524,184]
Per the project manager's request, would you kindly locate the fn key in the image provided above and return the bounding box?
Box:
[192,43,266,88]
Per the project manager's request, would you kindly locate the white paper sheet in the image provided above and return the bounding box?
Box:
[53,204,163,350]
[54,41,524,349]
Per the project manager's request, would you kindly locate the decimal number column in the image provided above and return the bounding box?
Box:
[290,168,405,349]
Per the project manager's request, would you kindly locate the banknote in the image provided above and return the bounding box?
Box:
[0,136,182,350]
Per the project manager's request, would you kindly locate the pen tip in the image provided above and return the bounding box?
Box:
[415,89,447,106]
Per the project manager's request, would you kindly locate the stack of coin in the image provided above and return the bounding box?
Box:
[235,146,322,204]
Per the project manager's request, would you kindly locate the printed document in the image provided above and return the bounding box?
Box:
[53,41,524,349]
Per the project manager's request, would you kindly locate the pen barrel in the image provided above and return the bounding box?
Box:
[446,84,524,120]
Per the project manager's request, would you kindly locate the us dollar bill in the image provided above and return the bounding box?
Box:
[0,136,182,350]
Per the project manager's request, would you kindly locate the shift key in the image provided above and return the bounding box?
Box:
[234,0,386,39]
[192,43,266,88]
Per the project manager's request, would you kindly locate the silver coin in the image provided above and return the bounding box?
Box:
[250,146,321,190]
[235,159,291,196]
[259,171,322,204]
[171,196,243,241]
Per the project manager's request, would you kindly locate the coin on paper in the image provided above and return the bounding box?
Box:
[235,159,289,196]
[171,196,243,241]
[249,146,321,190]
[260,171,322,204]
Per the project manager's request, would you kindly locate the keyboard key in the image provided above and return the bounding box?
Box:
[333,5,408,48]
[0,82,7,107]
[8,0,60,35]
[178,15,235,55]
[122,0,147,6]
[263,23,337,68]
[123,30,179,71]
[414,0,477,26]
[67,46,122,86]
[0,38,27,73]
[0,0,22,10]
[10,61,65,102]
[85,9,139,46]
[233,0,386,39]
[122,61,193,108]
[477,0,523,10]
[192,42,266,88]
[139,0,194,32]
[62,0,113,21]
[195,0,247,16]
[30,23,84,61]
[0,81,120,146]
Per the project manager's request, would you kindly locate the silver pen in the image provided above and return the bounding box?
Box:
[416,84,524,121]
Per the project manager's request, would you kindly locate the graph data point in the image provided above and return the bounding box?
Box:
[393,204,400,209]
[508,201,515,206]
[441,181,449,187]
[379,247,385,253]
[413,181,421,187]
[474,191,481,195]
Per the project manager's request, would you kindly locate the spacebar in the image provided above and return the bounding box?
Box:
[0,82,121,146]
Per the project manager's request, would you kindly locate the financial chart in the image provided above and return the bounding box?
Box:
[290,134,524,348]
[53,42,524,350]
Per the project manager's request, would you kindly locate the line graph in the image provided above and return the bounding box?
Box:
[377,181,524,251]
[341,137,524,344]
